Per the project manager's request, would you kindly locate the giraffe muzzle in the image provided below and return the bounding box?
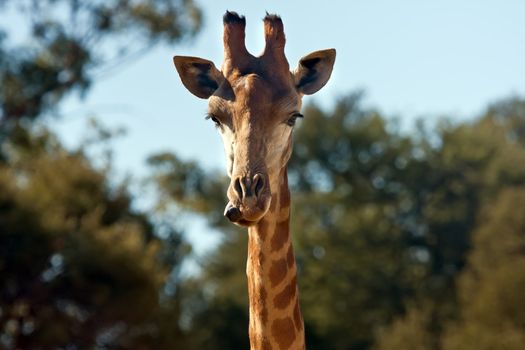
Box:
[224,173,271,225]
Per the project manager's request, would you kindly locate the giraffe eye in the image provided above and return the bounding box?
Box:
[286,113,303,127]
[206,114,221,127]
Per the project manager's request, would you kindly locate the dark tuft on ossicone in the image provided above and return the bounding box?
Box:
[224,11,246,25]
[263,12,282,23]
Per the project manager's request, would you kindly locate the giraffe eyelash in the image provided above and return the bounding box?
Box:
[205,113,222,127]
[286,113,304,126]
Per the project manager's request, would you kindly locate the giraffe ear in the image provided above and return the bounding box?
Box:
[293,49,336,95]
[173,56,223,99]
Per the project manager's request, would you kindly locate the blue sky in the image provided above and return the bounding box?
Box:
[40,0,525,255]
[50,0,525,176]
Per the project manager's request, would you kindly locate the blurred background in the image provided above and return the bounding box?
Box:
[1,0,525,349]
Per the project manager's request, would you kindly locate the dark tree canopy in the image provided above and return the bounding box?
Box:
[0,125,192,348]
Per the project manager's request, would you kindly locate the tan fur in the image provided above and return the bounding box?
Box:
[173,11,335,350]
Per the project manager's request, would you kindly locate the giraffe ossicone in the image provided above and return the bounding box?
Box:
[173,11,335,350]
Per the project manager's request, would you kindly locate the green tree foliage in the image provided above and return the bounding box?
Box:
[376,98,525,349]
[442,188,525,350]
[147,152,227,224]
[374,306,434,350]
[0,125,191,348]
[0,0,201,126]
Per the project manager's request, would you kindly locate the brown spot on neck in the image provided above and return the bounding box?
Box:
[271,219,290,252]
[273,277,297,309]
[271,317,296,350]
[269,257,287,287]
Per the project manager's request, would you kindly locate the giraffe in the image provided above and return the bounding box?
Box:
[173,11,335,350]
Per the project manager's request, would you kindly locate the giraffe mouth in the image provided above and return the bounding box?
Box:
[223,204,258,226]
[223,197,271,226]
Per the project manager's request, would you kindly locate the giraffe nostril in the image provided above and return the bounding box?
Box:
[234,177,243,199]
[232,174,266,201]
[253,174,265,197]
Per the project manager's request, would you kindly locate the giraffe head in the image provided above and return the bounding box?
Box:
[174,12,335,226]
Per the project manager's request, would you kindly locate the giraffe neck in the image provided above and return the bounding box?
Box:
[246,169,305,350]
